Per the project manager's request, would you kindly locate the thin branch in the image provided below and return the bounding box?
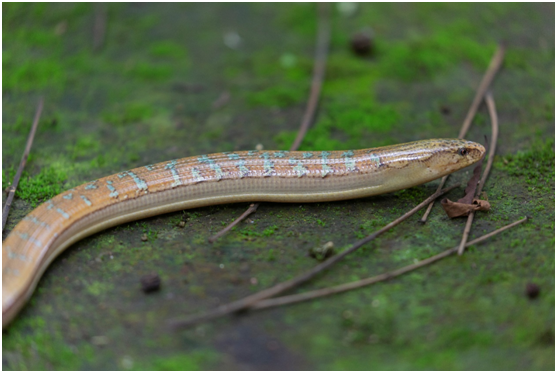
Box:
[457,91,499,255]
[169,183,459,329]
[2,98,44,232]
[289,2,330,152]
[208,3,331,243]
[93,3,107,52]
[208,204,258,243]
[476,93,499,196]
[251,217,527,310]
[421,44,505,223]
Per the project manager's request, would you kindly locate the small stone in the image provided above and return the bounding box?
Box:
[250,277,258,285]
[440,105,451,115]
[525,283,540,299]
[178,221,186,228]
[223,31,241,49]
[351,31,374,56]
[91,335,109,346]
[140,233,148,242]
[121,356,133,370]
[336,2,358,17]
[309,241,335,261]
[255,143,264,151]
[54,21,67,36]
[140,273,161,293]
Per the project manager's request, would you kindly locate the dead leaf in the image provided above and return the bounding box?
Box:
[442,197,491,218]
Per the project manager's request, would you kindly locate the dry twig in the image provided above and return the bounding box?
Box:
[457,91,499,255]
[169,184,459,329]
[2,98,44,232]
[93,3,107,52]
[251,217,527,310]
[208,3,331,243]
[208,204,258,243]
[421,45,505,223]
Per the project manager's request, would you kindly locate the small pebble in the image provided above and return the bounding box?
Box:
[309,241,335,261]
[140,273,161,293]
[178,221,186,228]
[440,105,451,115]
[525,283,540,299]
[337,2,358,17]
[140,233,148,242]
[351,31,374,56]
[223,31,241,49]
[121,356,133,370]
[91,335,109,346]
[255,143,264,151]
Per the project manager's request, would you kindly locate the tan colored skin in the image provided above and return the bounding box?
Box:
[2,138,485,327]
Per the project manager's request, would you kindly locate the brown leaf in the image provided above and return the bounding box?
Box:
[441,197,491,218]
[458,146,487,205]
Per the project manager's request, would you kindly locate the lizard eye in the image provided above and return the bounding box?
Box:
[458,148,468,156]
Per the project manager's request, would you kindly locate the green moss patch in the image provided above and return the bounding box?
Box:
[496,139,555,195]
[3,165,67,207]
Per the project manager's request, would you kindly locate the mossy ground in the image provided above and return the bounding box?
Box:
[2,3,554,370]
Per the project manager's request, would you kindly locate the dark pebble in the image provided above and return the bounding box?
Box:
[351,32,374,56]
[141,273,161,293]
[440,105,451,115]
[525,283,540,299]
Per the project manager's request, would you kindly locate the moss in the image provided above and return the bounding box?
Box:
[67,136,101,160]
[2,316,94,370]
[247,84,306,108]
[496,139,555,195]
[126,62,173,81]
[143,350,219,370]
[262,224,279,236]
[103,102,155,126]
[149,41,187,59]
[3,165,68,207]
[375,32,494,82]
[2,54,66,92]
[85,281,114,297]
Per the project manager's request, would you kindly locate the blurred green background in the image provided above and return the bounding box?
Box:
[2,3,554,370]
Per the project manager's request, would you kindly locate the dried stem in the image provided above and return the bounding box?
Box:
[208,3,331,243]
[421,44,505,223]
[252,217,527,310]
[93,3,107,52]
[457,91,499,255]
[169,184,459,329]
[208,204,258,243]
[289,2,330,152]
[2,98,44,232]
